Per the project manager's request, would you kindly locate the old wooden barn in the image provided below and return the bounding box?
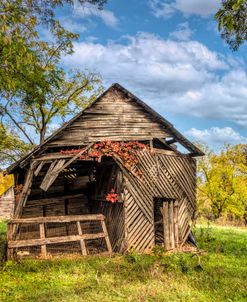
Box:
[6,83,203,259]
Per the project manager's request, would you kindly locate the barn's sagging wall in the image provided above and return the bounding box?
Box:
[123,151,196,252]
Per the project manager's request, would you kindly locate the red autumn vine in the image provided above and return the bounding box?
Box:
[61,141,148,172]
[105,188,118,203]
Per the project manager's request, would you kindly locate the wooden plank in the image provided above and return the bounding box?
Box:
[39,223,47,257]
[40,159,66,191]
[8,233,106,248]
[11,214,105,224]
[25,194,86,207]
[174,200,179,247]
[34,161,46,177]
[169,202,175,249]
[60,142,94,170]
[76,221,87,256]
[7,223,14,260]
[101,220,112,253]
[14,162,37,218]
[163,202,169,250]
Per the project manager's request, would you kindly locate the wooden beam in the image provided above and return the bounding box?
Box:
[8,233,106,248]
[40,159,65,191]
[11,214,105,224]
[14,161,37,218]
[34,161,46,177]
[25,194,85,207]
[166,138,176,145]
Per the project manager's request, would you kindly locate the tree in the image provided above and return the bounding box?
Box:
[197,144,247,222]
[0,125,31,167]
[0,71,102,145]
[0,0,106,96]
[0,0,105,167]
[215,0,247,50]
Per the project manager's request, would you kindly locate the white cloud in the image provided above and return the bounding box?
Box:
[62,32,247,127]
[169,22,194,41]
[149,0,221,19]
[59,17,87,33]
[185,127,247,146]
[73,2,118,27]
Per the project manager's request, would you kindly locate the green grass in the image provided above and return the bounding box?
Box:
[0,221,246,302]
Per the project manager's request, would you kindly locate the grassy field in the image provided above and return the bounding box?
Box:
[0,222,246,302]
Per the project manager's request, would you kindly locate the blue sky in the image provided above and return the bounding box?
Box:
[57,0,247,149]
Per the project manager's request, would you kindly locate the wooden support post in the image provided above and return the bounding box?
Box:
[101,220,112,253]
[7,223,14,260]
[39,223,47,257]
[76,221,87,255]
[14,162,36,218]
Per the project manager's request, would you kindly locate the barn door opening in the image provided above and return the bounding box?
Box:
[154,198,179,250]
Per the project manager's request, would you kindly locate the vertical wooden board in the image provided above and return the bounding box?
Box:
[39,223,47,257]
[163,202,169,250]
[101,220,112,253]
[77,221,87,255]
[169,202,175,249]
[7,223,14,260]
[174,201,179,247]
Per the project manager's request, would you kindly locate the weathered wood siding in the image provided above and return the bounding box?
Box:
[123,151,196,252]
[47,88,170,147]
[0,187,15,219]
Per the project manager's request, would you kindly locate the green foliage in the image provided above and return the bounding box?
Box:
[0,0,105,167]
[215,0,247,50]
[0,223,246,302]
[0,0,106,95]
[0,126,32,167]
[1,71,103,147]
[197,144,247,221]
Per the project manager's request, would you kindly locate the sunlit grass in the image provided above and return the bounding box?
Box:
[0,221,246,302]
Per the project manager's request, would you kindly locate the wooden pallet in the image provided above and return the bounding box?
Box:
[7,214,112,259]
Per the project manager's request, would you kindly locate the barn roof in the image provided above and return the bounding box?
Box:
[7,83,203,173]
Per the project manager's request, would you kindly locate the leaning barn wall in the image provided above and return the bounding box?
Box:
[123,151,196,252]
